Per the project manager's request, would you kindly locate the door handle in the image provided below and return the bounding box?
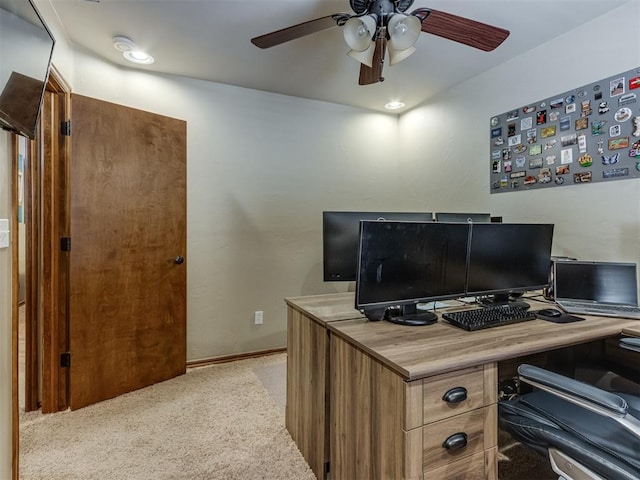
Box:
[173,256,184,264]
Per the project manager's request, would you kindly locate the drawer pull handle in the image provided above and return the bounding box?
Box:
[442,386,468,404]
[442,432,468,451]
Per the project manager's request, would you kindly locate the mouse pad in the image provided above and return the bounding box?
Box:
[535,311,585,323]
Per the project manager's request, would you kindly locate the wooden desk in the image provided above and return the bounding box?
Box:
[286,293,640,480]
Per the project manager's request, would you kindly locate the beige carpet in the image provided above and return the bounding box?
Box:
[20,353,315,480]
[20,351,557,480]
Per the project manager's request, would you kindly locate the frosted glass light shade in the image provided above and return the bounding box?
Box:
[388,46,415,65]
[388,14,421,51]
[347,41,376,67]
[343,15,377,52]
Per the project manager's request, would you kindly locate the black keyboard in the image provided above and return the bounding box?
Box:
[442,305,536,331]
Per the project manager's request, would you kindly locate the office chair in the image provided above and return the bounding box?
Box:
[498,337,640,480]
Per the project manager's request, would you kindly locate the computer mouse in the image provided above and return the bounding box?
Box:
[538,308,563,318]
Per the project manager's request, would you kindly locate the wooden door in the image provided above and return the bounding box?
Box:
[69,94,187,409]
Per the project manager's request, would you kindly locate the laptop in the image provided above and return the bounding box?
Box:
[553,260,640,319]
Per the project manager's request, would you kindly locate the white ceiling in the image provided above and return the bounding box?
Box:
[45,0,629,114]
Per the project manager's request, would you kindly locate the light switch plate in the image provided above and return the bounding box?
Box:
[0,219,9,248]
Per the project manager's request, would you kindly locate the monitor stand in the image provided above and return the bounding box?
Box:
[479,293,530,309]
[385,304,437,326]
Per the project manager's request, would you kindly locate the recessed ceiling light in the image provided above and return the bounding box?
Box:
[385,101,405,110]
[123,50,155,65]
[113,35,155,65]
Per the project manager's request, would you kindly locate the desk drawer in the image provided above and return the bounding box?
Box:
[425,450,488,480]
[420,406,494,472]
[422,365,488,424]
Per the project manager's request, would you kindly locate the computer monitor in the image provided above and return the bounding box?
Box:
[355,221,469,325]
[435,212,491,223]
[322,211,433,282]
[553,261,639,306]
[465,223,554,305]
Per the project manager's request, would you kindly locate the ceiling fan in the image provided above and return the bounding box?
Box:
[251,0,510,86]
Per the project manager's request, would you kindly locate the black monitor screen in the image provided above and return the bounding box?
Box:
[435,212,491,223]
[355,221,469,309]
[465,223,554,297]
[322,211,433,281]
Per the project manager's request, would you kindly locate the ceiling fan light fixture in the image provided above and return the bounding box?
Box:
[347,41,376,67]
[387,14,421,51]
[250,2,510,87]
[343,15,377,51]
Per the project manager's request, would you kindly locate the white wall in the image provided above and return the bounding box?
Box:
[400,1,640,264]
[63,49,410,360]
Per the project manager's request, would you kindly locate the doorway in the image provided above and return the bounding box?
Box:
[13,67,188,478]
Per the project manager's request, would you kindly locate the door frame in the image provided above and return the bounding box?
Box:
[38,66,71,414]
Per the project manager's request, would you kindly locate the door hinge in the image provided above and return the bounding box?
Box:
[60,352,71,368]
[61,120,71,136]
[60,237,71,252]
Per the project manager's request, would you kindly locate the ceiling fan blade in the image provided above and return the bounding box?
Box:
[415,8,509,52]
[251,14,346,49]
[358,37,386,86]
